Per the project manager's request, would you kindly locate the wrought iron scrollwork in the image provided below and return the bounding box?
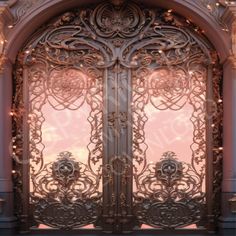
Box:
[81,0,154,39]
[13,6,106,228]
[128,6,222,228]
[31,151,101,229]
[155,152,183,186]
[133,152,204,229]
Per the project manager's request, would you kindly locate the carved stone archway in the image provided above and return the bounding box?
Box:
[0,0,236,233]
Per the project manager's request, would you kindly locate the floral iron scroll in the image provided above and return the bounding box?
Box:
[133,152,204,229]
[32,152,101,229]
[13,26,106,228]
[12,0,222,231]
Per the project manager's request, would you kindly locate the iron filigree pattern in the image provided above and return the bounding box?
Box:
[130,18,208,175]
[133,152,204,229]
[12,0,223,231]
[27,65,103,227]
[211,63,223,219]
[81,0,154,38]
[31,151,101,229]
[128,5,222,229]
[12,60,25,224]
[13,5,109,228]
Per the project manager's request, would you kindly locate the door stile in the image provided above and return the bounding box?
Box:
[115,63,135,232]
[205,65,214,232]
[102,67,110,222]
[102,62,135,232]
[21,67,30,233]
[117,66,135,231]
[101,64,118,232]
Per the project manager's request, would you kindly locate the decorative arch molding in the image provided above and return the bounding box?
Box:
[0,0,231,63]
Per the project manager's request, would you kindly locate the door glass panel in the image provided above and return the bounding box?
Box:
[41,103,91,168]
[132,67,207,229]
[144,103,194,170]
[28,67,103,229]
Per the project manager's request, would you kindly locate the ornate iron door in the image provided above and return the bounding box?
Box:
[12,0,222,233]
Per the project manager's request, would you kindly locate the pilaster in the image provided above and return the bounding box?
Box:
[0,57,16,228]
[220,54,236,229]
[0,1,15,183]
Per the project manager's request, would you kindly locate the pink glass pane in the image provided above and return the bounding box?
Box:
[145,103,194,165]
[29,102,93,194]
[41,102,90,165]
[141,224,197,229]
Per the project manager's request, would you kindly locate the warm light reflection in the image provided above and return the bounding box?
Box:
[30,102,91,192]
[141,224,197,229]
[133,67,206,229]
[145,103,193,165]
[42,102,90,165]
[28,66,103,230]
[38,224,94,229]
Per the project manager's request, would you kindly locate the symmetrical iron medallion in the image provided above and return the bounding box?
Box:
[33,151,102,229]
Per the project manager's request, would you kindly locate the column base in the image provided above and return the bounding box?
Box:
[0,217,17,228]
[0,192,16,229]
[0,229,16,236]
[218,216,236,229]
[220,192,236,229]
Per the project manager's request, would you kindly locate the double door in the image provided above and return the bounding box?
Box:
[12,1,222,233]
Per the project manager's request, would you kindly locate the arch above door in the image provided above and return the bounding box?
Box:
[2,0,231,63]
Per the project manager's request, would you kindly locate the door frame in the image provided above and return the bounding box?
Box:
[0,0,234,232]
